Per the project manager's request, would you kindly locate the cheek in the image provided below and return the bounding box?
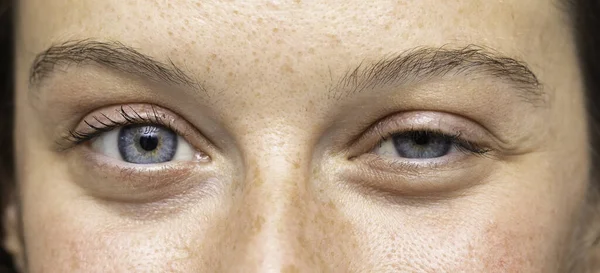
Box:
[352,216,553,272]
[339,177,578,273]
[25,214,201,272]
[479,224,538,271]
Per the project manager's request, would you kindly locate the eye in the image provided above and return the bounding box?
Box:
[91,124,196,164]
[376,131,451,159]
[372,130,488,160]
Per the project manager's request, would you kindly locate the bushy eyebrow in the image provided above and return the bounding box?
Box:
[328,45,544,103]
[29,40,204,91]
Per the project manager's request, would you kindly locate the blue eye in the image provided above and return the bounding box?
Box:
[373,130,486,160]
[91,124,197,164]
[118,125,178,164]
[392,131,452,159]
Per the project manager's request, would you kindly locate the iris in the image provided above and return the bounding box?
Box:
[118,125,178,164]
[392,131,452,159]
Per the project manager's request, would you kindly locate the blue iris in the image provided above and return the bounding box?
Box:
[392,131,452,159]
[118,125,178,164]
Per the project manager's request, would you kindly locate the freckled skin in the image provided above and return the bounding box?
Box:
[5,0,590,272]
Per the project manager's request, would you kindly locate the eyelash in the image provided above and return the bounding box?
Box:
[374,129,492,156]
[66,106,177,145]
[67,106,491,164]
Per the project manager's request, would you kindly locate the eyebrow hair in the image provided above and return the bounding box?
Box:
[328,45,544,103]
[30,41,542,105]
[29,40,204,92]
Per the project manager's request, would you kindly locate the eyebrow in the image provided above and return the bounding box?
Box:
[328,45,543,103]
[30,40,204,92]
[30,41,543,104]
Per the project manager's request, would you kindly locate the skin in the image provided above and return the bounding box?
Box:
[2,0,591,272]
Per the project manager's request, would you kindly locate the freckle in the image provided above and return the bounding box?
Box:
[294,0,301,3]
[252,215,265,233]
[195,2,201,8]
[233,9,239,15]
[276,39,283,45]
[257,17,264,24]
[282,264,300,273]
[273,27,279,33]
[384,23,391,30]
[308,47,315,54]
[168,31,173,37]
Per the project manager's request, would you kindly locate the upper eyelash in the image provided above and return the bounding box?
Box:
[66,105,171,145]
[375,129,492,156]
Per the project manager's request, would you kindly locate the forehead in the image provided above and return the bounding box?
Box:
[18,0,569,113]
[19,0,562,63]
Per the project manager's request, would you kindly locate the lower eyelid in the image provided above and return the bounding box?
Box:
[356,152,463,171]
[340,153,496,198]
[68,144,215,203]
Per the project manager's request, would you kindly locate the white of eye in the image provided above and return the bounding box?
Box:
[90,128,196,163]
[373,138,399,157]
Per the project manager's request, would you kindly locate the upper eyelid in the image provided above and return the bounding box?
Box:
[59,104,194,150]
[345,111,492,156]
[67,106,169,143]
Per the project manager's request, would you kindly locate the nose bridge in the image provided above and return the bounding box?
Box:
[225,126,316,272]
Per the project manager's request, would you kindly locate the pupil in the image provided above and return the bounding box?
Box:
[413,133,429,146]
[139,133,159,151]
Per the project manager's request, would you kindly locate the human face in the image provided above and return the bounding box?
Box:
[6,0,587,272]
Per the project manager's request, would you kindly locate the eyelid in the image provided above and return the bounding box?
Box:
[59,104,215,158]
[347,111,495,159]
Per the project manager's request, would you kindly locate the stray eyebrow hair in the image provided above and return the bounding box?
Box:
[29,40,204,92]
[329,45,544,103]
